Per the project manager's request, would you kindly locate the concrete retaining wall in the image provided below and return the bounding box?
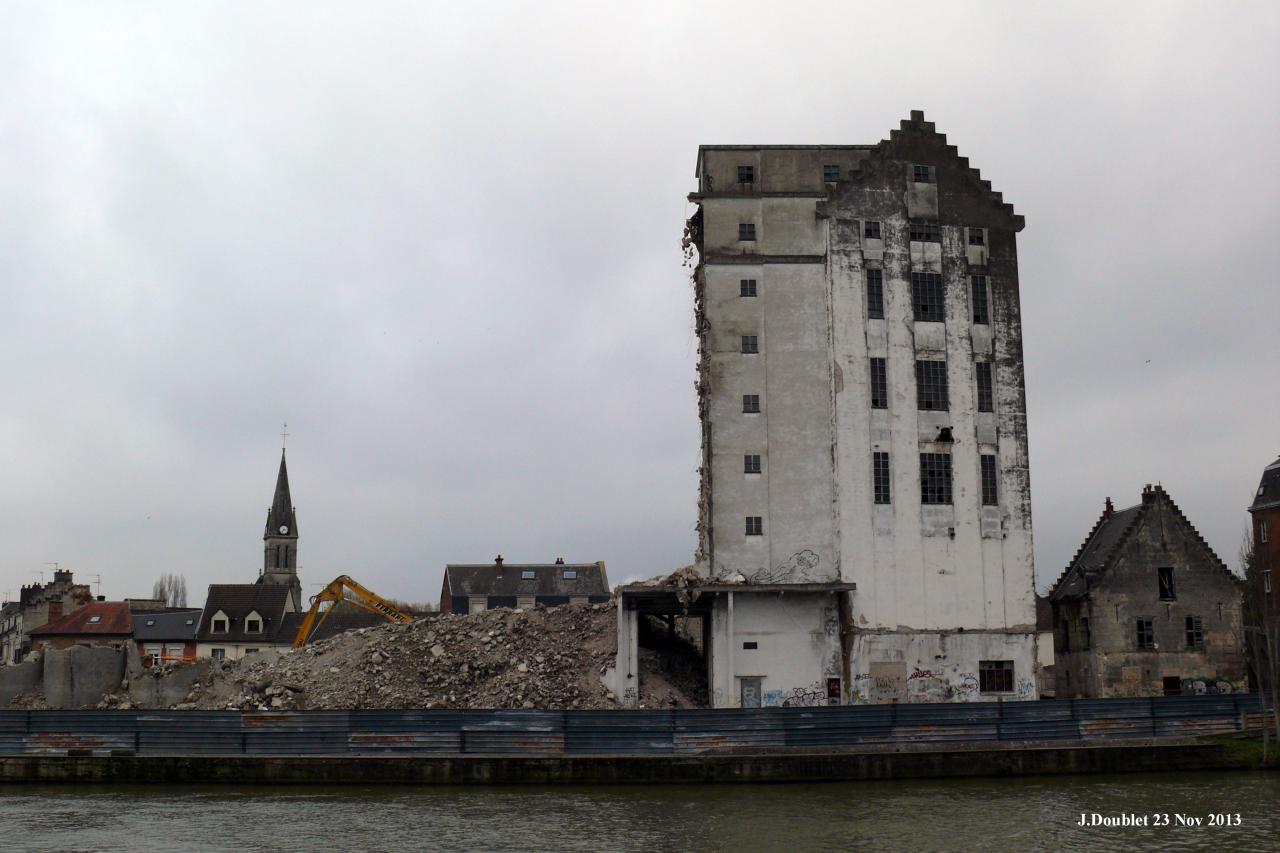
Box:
[42,647,125,708]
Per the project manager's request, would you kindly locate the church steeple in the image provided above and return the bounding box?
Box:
[260,444,302,612]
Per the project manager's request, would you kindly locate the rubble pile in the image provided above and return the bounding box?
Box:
[125,603,707,712]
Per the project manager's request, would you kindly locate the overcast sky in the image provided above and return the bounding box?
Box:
[1,2,1276,607]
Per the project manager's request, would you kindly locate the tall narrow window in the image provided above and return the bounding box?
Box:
[865,269,885,319]
[738,223,756,241]
[741,335,758,354]
[870,358,888,409]
[971,275,990,324]
[873,452,891,504]
[1158,567,1176,601]
[1136,618,1155,649]
[981,455,998,506]
[915,360,949,411]
[742,394,760,414]
[744,454,761,474]
[1185,616,1204,649]
[277,545,287,568]
[1262,520,1269,543]
[745,516,763,536]
[863,220,881,240]
[976,362,994,413]
[920,453,953,504]
[911,272,945,322]
[740,279,758,297]
[1265,571,1272,594]
[1081,617,1091,650]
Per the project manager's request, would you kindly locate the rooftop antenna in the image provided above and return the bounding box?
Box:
[32,569,45,584]
[90,574,102,597]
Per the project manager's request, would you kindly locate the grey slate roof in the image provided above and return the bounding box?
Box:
[133,609,202,642]
[1250,455,1280,512]
[445,562,609,597]
[197,584,290,643]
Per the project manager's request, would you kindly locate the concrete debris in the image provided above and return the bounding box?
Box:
[78,603,705,711]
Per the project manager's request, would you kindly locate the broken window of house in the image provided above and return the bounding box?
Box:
[976,362,994,413]
[873,452,891,504]
[912,164,932,183]
[737,165,754,183]
[971,275,990,324]
[870,358,888,409]
[1185,616,1204,649]
[863,220,881,240]
[740,278,757,297]
[745,516,763,536]
[1136,618,1155,649]
[915,360,949,411]
[981,455,998,506]
[866,268,885,319]
[823,164,840,182]
[968,226,985,246]
[911,272,945,322]
[920,453,953,504]
[909,219,941,242]
[1158,566,1176,601]
[741,335,758,354]
[738,223,756,241]
[744,454,761,474]
[979,660,1013,693]
[742,394,760,413]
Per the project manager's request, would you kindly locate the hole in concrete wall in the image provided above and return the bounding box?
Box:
[637,614,709,708]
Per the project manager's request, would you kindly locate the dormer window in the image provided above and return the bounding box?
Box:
[521,570,536,580]
[211,610,229,633]
[245,611,263,634]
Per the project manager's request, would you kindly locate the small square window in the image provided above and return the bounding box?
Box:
[738,165,754,183]
[738,223,757,241]
[909,219,941,242]
[865,269,884,319]
[521,570,536,580]
[211,648,225,661]
[744,454,761,474]
[979,660,1013,693]
[212,618,228,633]
[743,394,760,414]
[863,220,881,240]
[912,164,932,183]
[563,570,577,579]
[967,227,985,246]
[741,335,758,354]
[740,279,758,298]
[745,516,763,536]
[823,164,840,182]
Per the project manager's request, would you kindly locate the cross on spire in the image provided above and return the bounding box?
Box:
[281,421,289,452]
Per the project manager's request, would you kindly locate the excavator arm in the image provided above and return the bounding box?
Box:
[292,574,414,648]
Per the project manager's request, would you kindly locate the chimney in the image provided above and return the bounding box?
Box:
[1104,497,1113,518]
[555,557,565,565]
[1142,484,1155,503]
[495,554,504,575]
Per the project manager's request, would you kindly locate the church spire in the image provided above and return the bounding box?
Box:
[264,450,297,538]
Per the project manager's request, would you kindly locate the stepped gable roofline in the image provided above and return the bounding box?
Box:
[197,583,290,643]
[29,601,132,637]
[832,109,1024,231]
[444,561,610,597]
[264,450,297,538]
[1051,485,1236,601]
[1249,454,1280,512]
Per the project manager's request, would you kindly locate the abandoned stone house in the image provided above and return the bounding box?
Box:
[614,111,1040,708]
[0,569,93,664]
[1050,485,1246,698]
[439,558,611,614]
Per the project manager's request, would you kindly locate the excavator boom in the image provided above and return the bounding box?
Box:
[292,574,414,647]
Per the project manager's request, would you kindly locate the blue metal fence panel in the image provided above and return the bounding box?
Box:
[783,706,894,747]
[674,709,785,753]
[564,710,675,755]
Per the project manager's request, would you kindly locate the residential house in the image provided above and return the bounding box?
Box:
[440,557,610,614]
[1,570,93,663]
[196,584,292,661]
[28,601,134,653]
[133,609,201,666]
[1249,454,1279,614]
[1050,485,1246,698]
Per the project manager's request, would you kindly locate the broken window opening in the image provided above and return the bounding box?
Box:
[737,165,754,184]
[823,164,840,182]
[920,453,953,505]
[979,660,1013,693]
[870,358,888,409]
[909,219,941,242]
[915,359,949,411]
[1136,618,1155,649]
[911,272,945,322]
[1185,615,1204,649]
[1158,566,1176,601]
[971,274,990,325]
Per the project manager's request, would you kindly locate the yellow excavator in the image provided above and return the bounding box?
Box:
[292,575,415,648]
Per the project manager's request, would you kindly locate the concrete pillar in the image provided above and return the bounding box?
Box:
[616,596,639,707]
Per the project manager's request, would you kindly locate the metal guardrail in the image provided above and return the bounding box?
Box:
[0,695,1271,757]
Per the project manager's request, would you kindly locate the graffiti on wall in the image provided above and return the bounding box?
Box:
[1180,678,1238,696]
[780,681,827,707]
[749,550,827,584]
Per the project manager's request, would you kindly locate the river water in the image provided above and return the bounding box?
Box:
[0,772,1276,852]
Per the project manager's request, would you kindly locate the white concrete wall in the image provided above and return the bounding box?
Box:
[848,631,1039,703]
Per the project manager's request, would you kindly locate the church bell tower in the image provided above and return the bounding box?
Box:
[260,444,302,612]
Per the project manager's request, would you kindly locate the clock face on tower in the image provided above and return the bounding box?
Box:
[279,525,289,534]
